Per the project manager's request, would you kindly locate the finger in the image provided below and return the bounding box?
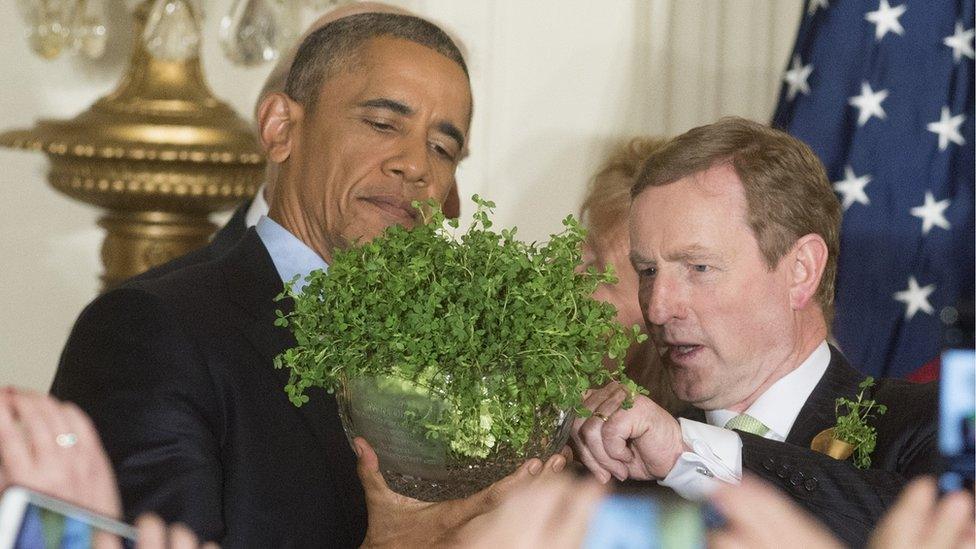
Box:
[588,388,634,477]
[167,522,200,549]
[872,477,936,545]
[559,444,575,463]
[578,417,629,481]
[135,514,167,549]
[60,401,103,451]
[707,530,748,549]
[621,444,655,480]
[709,477,797,540]
[925,490,974,549]
[0,391,31,480]
[581,384,622,414]
[570,430,613,483]
[955,520,976,549]
[544,453,566,473]
[352,438,394,500]
[593,386,629,416]
[12,391,60,463]
[447,458,539,523]
[549,478,606,546]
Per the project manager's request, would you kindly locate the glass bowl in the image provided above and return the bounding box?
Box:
[337,374,574,502]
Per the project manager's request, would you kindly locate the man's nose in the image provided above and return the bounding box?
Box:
[643,273,685,326]
[382,135,431,187]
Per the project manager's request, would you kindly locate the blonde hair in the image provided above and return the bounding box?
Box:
[580,136,683,414]
[580,137,670,246]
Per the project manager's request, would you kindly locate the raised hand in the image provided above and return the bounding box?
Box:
[570,381,685,483]
[0,386,121,518]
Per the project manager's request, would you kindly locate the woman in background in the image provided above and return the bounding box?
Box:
[579,137,683,414]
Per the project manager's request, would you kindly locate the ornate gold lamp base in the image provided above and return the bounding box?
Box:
[0,1,264,291]
[98,211,215,287]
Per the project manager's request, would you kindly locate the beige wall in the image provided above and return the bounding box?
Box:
[0,0,802,390]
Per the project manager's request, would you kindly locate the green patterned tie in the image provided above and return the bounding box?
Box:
[724,414,770,437]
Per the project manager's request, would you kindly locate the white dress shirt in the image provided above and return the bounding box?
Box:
[244,184,270,229]
[659,341,831,500]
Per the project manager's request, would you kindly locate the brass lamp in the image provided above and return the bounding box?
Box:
[0,1,265,289]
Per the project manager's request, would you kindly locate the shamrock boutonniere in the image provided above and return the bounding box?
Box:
[811,377,888,469]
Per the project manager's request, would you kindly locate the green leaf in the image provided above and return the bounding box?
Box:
[272,196,644,459]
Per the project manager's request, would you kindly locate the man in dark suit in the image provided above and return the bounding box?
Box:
[52,13,525,547]
[570,117,937,547]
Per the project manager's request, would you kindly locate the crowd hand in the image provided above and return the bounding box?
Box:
[0,386,122,518]
[353,437,566,548]
[708,476,842,549]
[134,514,220,549]
[868,477,975,549]
[453,469,606,549]
[570,381,684,483]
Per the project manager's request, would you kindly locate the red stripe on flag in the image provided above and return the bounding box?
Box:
[907,356,940,383]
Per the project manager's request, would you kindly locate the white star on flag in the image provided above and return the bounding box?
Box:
[783,55,814,101]
[943,21,975,63]
[910,191,952,235]
[865,0,907,41]
[833,166,871,210]
[808,0,829,16]
[848,82,889,126]
[926,106,967,151]
[893,276,936,320]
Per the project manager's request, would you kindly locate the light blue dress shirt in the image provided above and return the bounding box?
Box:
[255,216,328,293]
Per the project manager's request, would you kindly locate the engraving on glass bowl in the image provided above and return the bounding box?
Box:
[341,375,449,480]
[338,374,576,501]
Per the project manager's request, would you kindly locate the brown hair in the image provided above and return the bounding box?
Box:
[632,117,841,324]
[580,137,671,246]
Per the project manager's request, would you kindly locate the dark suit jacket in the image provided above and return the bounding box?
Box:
[52,229,367,547]
[134,201,250,282]
[689,346,937,547]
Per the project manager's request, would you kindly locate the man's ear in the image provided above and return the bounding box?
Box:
[257,92,302,163]
[788,233,828,311]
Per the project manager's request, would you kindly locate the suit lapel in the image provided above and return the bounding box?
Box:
[786,345,866,446]
[209,201,251,258]
[215,230,365,540]
[216,230,343,443]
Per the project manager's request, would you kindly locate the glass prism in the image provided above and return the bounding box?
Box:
[143,0,202,61]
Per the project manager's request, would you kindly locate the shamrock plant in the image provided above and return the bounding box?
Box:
[834,377,888,469]
[273,196,646,459]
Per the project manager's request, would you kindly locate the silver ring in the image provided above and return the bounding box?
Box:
[55,433,78,448]
[593,412,610,423]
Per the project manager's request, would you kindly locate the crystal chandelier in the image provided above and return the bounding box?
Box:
[17,0,353,66]
[0,0,354,289]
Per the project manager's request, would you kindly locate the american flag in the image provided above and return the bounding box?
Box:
[772,0,974,379]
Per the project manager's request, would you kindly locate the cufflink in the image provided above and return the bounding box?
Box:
[695,466,715,478]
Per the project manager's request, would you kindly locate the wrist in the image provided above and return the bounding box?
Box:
[651,417,686,478]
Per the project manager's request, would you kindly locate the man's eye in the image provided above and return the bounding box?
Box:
[429,141,456,161]
[638,267,657,277]
[365,119,395,132]
[691,264,710,273]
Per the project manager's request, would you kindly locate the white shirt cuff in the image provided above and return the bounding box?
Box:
[658,418,742,501]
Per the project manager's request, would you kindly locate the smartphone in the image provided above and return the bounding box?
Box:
[939,348,976,492]
[0,486,138,549]
[582,485,710,549]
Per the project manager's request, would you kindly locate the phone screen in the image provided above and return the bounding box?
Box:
[939,348,976,492]
[582,486,706,549]
[0,488,137,549]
